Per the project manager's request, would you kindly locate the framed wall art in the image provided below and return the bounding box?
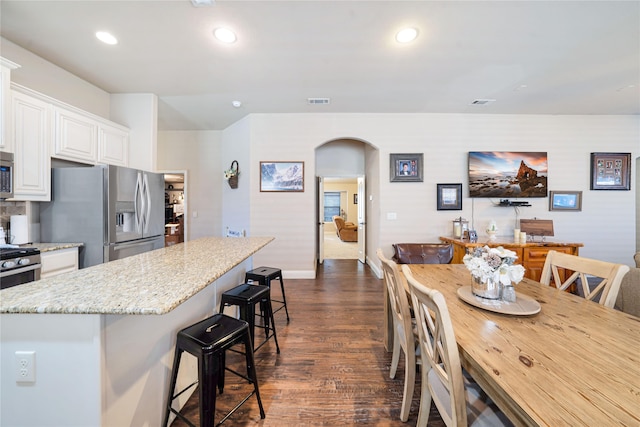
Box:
[590,152,631,190]
[390,153,423,182]
[549,191,582,211]
[260,161,304,192]
[468,151,548,198]
[437,183,463,210]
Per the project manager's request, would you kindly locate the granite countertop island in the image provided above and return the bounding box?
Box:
[1,236,274,427]
[1,236,274,315]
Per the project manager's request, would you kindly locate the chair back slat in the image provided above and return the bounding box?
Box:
[541,250,630,308]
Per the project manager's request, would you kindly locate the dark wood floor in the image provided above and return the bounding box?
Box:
[171,259,445,426]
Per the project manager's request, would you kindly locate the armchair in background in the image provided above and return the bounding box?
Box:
[332,216,357,242]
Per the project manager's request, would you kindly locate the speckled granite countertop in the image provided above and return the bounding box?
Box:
[1,237,274,315]
[20,242,84,252]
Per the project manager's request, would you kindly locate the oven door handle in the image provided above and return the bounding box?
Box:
[0,263,42,278]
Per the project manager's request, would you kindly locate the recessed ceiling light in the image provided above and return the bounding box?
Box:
[232,100,242,108]
[96,31,118,45]
[214,28,237,44]
[396,27,418,43]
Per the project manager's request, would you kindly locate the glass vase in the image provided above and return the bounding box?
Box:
[501,285,516,303]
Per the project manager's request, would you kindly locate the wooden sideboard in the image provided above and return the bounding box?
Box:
[439,236,583,282]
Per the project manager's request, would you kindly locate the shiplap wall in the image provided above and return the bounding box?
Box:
[235,113,637,277]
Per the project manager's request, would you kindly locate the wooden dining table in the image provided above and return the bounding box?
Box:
[406,264,640,427]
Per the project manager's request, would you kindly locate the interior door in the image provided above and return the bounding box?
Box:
[317,176,324,264]
[357,176,366,263]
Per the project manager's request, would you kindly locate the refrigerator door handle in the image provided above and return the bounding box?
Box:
[111,237,157,251]
[134,172,143,234]
[143,173,151,234]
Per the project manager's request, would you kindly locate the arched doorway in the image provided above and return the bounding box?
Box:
[315,138,379,266]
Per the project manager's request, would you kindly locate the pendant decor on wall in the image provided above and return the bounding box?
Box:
[225,160,239,189]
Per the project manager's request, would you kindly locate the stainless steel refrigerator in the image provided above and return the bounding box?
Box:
[40,164,165,269]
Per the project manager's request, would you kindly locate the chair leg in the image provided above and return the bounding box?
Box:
[400,348,416,422]
[390,330,401,379]
[416,362,432,427]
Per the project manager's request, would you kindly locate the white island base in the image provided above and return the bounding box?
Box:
[1,237,273,426]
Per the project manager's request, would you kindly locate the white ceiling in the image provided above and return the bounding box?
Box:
[1,0,638,131]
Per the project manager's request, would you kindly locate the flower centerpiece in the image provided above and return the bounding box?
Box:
[463,245,525,301]
[224,160,240,188]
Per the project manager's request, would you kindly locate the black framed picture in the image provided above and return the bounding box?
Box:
[590,152,631,190]
[437,183,463,210]
[549,191,582,211]
[390,153,423,182]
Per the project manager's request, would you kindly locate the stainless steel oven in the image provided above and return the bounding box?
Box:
[0,151,14,200]
[0,247,41,289]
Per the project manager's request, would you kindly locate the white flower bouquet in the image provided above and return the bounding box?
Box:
[463,246,525,300]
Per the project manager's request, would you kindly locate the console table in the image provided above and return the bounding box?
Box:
[439,236,583,282]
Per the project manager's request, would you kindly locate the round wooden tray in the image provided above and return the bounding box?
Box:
[457,286,541,316]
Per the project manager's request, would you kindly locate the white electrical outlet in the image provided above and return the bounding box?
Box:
[15,351,35,383]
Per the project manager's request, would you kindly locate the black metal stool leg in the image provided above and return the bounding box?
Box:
[163,347,183,427]
[243,332,266,419]
[265,295,280,354]
[277,275,290,322]
[199,352,218,427]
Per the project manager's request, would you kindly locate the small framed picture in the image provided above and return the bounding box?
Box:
[590,153,631,190]
[549,191,582,211]
[390,153,423,182]
[353,194,358,204]
[437,183,463,210]
[260,161,304,192]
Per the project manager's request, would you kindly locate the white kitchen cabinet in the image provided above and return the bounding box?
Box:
[0,57,20,152]
[11,89,51,201]
[98,122,128,166]
[40,247,79,279]
[54,106,98,163]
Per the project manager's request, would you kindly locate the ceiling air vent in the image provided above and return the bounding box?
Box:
[471,99,496,105]
[307,98,331,105]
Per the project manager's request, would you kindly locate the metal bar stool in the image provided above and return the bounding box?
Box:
[245,266,290,322]
[219,284,280,354]
[162,313,265,427]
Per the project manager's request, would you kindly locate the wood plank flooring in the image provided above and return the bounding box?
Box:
[170,259,445,426]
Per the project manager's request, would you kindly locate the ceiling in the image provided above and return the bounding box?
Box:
[1,1,638,131]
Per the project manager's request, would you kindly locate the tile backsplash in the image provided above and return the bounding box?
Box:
[0,201,40,243]
[0,201,26,227]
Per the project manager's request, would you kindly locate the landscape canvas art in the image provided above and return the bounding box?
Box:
[468,152,548,198]
[260,161,304,192]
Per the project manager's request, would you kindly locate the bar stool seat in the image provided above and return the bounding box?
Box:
[245,266,290,322]
[219,284,280,354]
[162,313,265,427]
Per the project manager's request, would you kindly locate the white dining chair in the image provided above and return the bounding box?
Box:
[402,265,512,427]
[377,248,419,422]
[540,250,630,308]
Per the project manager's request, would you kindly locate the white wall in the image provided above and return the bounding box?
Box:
[157,131,222,240]
[1,38,111,119]
[228,113,638,277]
[110,93,158,172]
[221,116,251,236]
